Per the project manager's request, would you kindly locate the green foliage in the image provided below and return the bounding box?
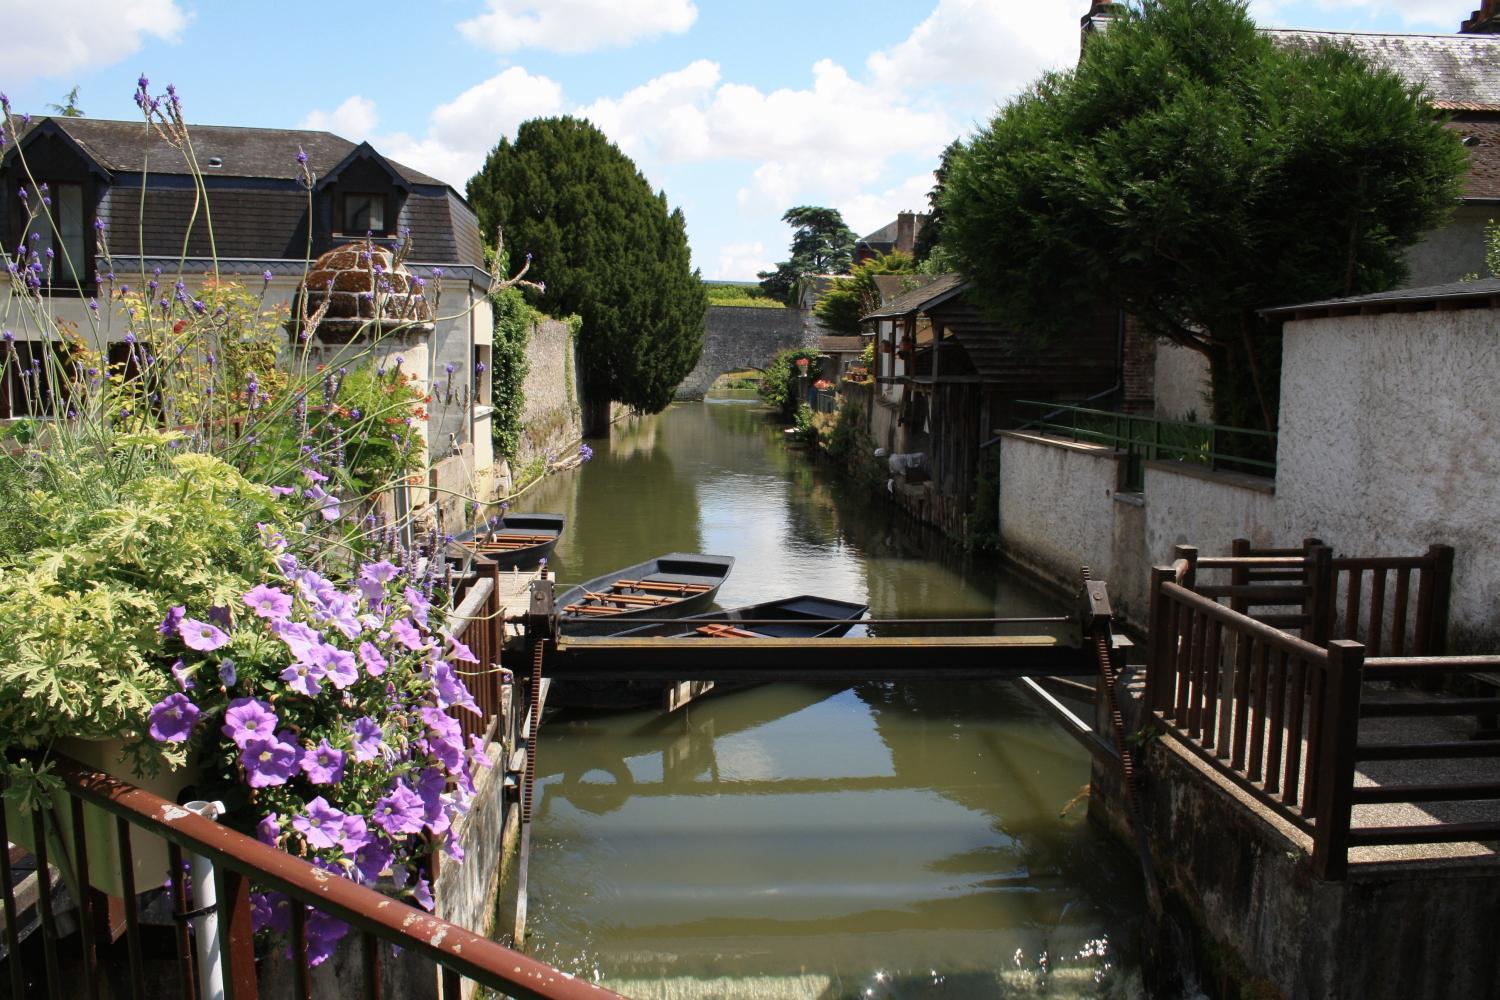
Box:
[0,449,284,765]
[790,404,817,444]
[942,0,1468,429]
[47,86,84,117]
[824,396,884,491]
[759,347,822,419]
[467,117,706,415]
[703,283,786,308]
[1486,219,1500,279]
[490,284,535,462]
[967,452,999,553]
[814,250,919,335]
[758,206,857,301]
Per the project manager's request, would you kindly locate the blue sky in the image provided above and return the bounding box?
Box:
[0,0,1474,279]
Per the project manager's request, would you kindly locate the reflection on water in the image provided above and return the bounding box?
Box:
[512,400,1146,998]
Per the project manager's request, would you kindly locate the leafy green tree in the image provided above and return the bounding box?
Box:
[814,250,919,335]
[47,86,84,117]
[758,206,857,301]
[942,0,1467,430]
[467,117,706,433]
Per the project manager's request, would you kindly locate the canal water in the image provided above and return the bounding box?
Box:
[508,395,1148,998]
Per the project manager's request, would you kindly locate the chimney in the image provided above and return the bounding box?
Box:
[1080,2,1124,60]
[896,211,916,254]
[1461,0,1499,32]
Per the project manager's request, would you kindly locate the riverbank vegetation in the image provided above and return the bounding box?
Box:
[941,0,1468,432]
[468,117,706,432]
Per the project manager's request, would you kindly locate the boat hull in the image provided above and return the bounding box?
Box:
[556,553,736,637]
[454,514,565,570]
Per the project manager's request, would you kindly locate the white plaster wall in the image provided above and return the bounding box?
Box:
[1277,309,1500,646]
[999,432,1122,594]
[1153,339,1211,420]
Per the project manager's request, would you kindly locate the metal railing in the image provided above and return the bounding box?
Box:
[0,756,615,1000]
[1014,400,1277,490]
[1144,542,1499,880]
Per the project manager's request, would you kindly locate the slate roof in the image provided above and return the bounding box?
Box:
[857,219,900,246]
[1261,277,1500,318]
[37,117,447,187]
[1265,29,1500,110]
[863,272,967,320]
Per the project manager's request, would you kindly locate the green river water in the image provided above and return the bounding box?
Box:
[503,395,1148,999]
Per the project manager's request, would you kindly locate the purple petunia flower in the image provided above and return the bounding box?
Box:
[243,584,292,620]
[274,619,324,663]
[447,636,479,664]
[303,485,342,522]
[390,617,426,652]
[159,605,186,637]
[219,658,237,687]
[148,693,199,743]
[280,658,326,697]
[223,698,279,747]
[256,812,281,847]
[371,783,425,837]
[351,716,384,762]
[318,643,360,689]
[241,737,300,788]
[179,617,229,652]
[403,587,430,626]
[352,837,392,883]
[269,485,297,498]
[291,796,346,850]
[170,658,195,691]
[301,739,347,785]
[357,641,388,677]
[338,814,371,855]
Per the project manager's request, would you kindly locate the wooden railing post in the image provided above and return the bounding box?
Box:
[1145,565,1175,712]
[1173,545,1198,590]
[1305,543,1334,647]
[1311,639,1365,880]
[1426,544,1454,656]
[217,867,261,1000]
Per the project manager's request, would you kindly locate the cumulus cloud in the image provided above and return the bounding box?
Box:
[867,0,1082,108]
[579,58,954,214]
[299,96,378,140]
[364,67,566,189]
[459,0,697,54]
[0,0,187,83]
[712,241,771,281]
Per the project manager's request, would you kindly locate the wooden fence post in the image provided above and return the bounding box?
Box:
[1426,544,1454,656]
[1305,543,1334,647]
[1173,545,1198,590]
[1311,639,1365,880]
[1145,565,1175,713]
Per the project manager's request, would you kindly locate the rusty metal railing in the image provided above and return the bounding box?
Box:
[0,756,617,1000]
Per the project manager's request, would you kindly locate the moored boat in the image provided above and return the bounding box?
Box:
[556,553,735,636]
[454,513,565,569]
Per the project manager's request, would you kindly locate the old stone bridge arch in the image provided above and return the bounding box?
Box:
[675,305,822,400]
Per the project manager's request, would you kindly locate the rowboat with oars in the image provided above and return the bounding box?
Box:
[454,513,565,569]
[556,553,735,636]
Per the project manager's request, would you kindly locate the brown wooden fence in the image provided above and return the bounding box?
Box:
[447,556,510,748]
[1144,542,1500,879]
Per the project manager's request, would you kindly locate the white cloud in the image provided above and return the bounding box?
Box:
[370,67,566,188]
[299,96,378,140]
[834,172,936,241]
[0,0,187,83]
[459,0,697,54]
[712,241,771,281]
[1250,0,1462,28]
[867,0,1082,108]
[578,58,954,215]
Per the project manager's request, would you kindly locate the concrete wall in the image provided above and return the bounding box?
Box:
[1276,308,1500,648]
[675,305,816,399]
[1404,202,1495,287]
[998,303,1499,646]
[1152,340,1211,420]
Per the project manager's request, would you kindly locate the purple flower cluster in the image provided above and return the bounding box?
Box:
[145,541,488,966]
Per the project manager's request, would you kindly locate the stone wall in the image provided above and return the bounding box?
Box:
[675,305,819,399]
[510,316,583,478]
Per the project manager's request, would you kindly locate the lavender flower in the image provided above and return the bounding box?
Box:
[280,658,327,697]
[371,783,425,836]
[317,644,359,689]
[351,717,384,762]
[357,641,388,677]
[256,813,281,847]
[390,617,426,652]
[148,693,199,743]
[159,604,186,636]
[243,584,292,620]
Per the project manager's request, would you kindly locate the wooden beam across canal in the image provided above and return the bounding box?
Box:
[540,633,1093,681]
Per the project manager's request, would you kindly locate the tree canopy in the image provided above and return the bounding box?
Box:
[942,0,1467,429]
[757,206,857,301]
[467,117,705,428]
[814,250,919,335]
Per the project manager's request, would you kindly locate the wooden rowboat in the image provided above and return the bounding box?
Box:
[454,513,565,570]
[553,594,867,711]
[556,553,735,636]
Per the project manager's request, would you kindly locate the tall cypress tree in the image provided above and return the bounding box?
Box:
[467,117,706,433]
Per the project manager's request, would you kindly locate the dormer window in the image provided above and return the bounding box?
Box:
[342,193,389,235]
[20,181,89,286]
